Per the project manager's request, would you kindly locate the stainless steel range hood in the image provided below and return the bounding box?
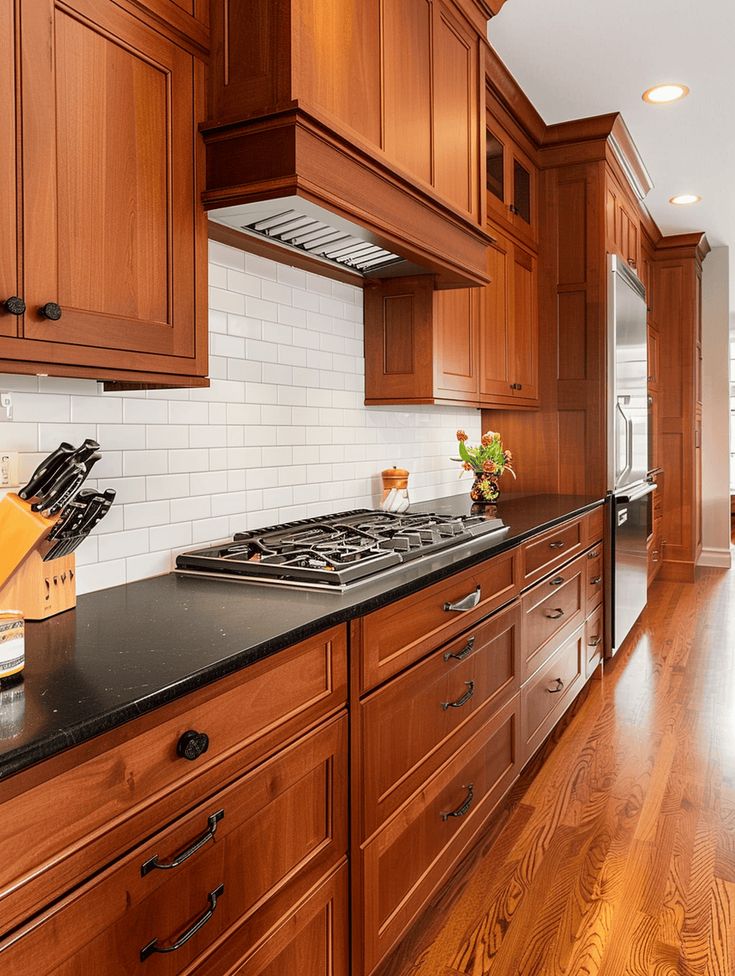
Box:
[208,198,432,280]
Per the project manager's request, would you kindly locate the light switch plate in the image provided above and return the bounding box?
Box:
[0,452,19,488]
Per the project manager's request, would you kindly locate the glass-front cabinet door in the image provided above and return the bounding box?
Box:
[485,114,537,246]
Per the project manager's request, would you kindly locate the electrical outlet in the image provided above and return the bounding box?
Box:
[0,452,19,488]
[0,393,12,421]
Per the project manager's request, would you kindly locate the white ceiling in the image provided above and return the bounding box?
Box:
[488,0,735,250]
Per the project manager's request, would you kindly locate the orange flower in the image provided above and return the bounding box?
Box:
[481,433,492,447]
[504,449,513,461]
[456,430,468,442]
[462,461,473,471]
[483,459,497,473]
[483,430,497,442]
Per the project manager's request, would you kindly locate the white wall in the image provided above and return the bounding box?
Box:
[0,241,481,594]
[699,244,731,568]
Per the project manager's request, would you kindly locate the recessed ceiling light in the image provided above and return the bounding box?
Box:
[669,194,701,206]
[642,83,690,104]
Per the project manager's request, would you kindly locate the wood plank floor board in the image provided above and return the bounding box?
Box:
[378,569,735,976]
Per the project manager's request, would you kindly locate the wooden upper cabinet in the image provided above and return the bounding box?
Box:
[605,169,640,273]
[0,0,208,386]
[382,0,433,186]
[485,112,538,247]
[364,276,480,406]
[478,227,538,407]
[0,0,18,341]
[432,1,480,219]
[434,287,479,399]
[510,241,538,400]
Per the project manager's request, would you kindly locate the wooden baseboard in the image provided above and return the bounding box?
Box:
[659,559,697,583]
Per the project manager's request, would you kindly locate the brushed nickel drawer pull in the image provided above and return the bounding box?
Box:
[140,883,224,961]
[444,636,475,662]
[549,576,565,586]
[441,680,475,711]
[588,636,602,647]
[588,550,599,559]
[544,608,564,619]
[549,540,565,550]
[441,783,474,821]
[547,677,564,694]
[141,810,224,877]
[590,575,602,585]
[444,587,481,613]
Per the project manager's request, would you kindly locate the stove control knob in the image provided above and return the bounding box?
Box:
[177,729,210,761]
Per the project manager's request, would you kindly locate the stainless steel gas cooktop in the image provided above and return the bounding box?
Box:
[175,509,507,591]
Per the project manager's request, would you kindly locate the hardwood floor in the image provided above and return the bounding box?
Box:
[379,568,735,976]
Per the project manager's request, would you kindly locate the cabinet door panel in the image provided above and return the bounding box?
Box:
[382,0,432,186]
[0,0,18,339]
[21,0,197,359]
[295,0,382,147]
[434,287,478,398]
[510,243,538,400]
[432,2,478,217]
[479,235,511,399]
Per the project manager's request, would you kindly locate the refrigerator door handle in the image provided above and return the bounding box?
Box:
[616,483,656,504]
[615,398,632,488]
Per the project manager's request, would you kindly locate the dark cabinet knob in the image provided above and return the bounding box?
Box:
[2,296,26,315]
[177,729,210,761]
[39,302,62,321]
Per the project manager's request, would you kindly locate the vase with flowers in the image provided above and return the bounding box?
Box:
[453,429,515,504]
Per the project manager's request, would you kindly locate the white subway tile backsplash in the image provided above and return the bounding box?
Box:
[1,245,479,596]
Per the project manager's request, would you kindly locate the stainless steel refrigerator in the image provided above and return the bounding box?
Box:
[606,254,655,656]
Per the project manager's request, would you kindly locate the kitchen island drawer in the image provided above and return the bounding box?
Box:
[521,625,584,764]
[0,625,347,937]
[521,552,585,679]
[359,601,521,839]
[0,714,348,976]
[359,697,520,976]
[355,548,520,693]
[586,543,604,611]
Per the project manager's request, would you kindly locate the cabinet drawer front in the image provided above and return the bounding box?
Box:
[361,697,520,975]
[0,716,348,976]
[357,549,519,693]
[360,601,521,838]
[521,554,585,679]
[585,606,604,679]
[0,626,347,936]
[585,544,604,611]
[521,626,584,764]
[520,517,585,586]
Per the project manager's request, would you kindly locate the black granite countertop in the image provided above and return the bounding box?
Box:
[0,492,603,780]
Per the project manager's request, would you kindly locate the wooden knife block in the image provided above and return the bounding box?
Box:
[0,492,73,620]
[0,493,58,588]
[0,549,76,621]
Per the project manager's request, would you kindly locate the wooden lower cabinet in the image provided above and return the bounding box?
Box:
[1,507,608,976]
[521,625,585,763]
[0,715,348,975]
[358,697,521,976]
[359,601,521,838]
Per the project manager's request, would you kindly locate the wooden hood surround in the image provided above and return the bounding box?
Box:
[202,0,499,288]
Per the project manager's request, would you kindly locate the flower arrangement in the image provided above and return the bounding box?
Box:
[454,429,515,503]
